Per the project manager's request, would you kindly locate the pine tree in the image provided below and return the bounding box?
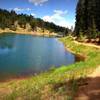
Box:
[75,0,100,39]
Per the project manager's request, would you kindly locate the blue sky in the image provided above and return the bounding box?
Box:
[0,0,78,28]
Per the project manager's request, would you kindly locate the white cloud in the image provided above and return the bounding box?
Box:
[13,8,32,12]
[54,10,68,16]
[29,0,48,6]
[43,10,74,28]
[13,8,22,12]
[31,13,36,17]
[26,8,32,11]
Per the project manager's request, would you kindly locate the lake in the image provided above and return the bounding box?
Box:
[0,33,75,81]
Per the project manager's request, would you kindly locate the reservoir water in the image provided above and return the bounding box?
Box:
[0,33,75,81]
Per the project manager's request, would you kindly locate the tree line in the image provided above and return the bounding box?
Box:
[0,9,70,35]
[75,0,100,40]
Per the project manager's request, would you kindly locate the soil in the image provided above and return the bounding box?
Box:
[74,41,100,49]
[74,66,100,100]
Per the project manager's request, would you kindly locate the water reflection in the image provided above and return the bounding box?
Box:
[0,34,75,81]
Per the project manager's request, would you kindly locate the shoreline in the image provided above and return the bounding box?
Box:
[0,36,99,83]
[0,36,100,99]
[0,28,60,37]
[0,37,97,83]
[0,36,98,83]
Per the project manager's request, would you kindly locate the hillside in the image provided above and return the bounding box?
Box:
[0,9,70,36]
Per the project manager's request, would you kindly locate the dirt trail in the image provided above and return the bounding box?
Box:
[74,41,100,100]
[75,66,100,100]
[74,41,100,49]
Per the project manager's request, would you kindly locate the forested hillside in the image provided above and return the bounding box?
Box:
[0,9,69,35]
[75,0,100,39]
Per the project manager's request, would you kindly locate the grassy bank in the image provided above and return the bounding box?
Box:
[0,36,100,100]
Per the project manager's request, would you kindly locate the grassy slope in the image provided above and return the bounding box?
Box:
[0,36,100,100]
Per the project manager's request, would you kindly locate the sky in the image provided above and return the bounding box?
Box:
[0,0,78,28]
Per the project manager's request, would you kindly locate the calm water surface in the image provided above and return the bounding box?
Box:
[0,33,75,81]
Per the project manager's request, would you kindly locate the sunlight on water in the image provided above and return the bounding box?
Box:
[0,34,75,81]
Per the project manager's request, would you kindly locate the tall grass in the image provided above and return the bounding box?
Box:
[0,36,100,100]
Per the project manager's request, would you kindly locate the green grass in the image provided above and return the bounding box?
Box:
[0,36,100,100]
